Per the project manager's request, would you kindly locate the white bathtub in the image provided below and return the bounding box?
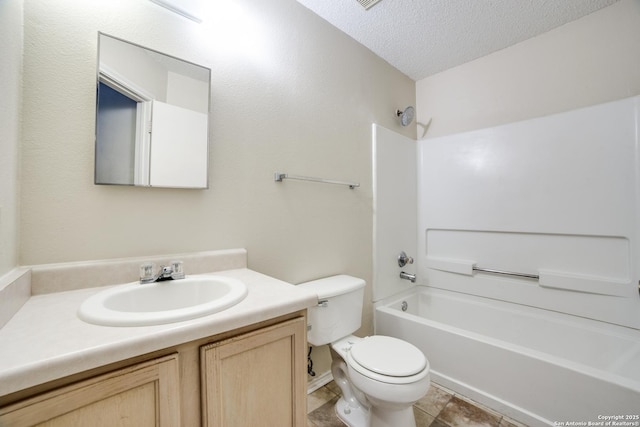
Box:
[375,287,640,426]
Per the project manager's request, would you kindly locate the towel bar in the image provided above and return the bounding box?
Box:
[274,172,360,189]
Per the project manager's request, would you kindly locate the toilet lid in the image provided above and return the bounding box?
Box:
[349,336,427,377]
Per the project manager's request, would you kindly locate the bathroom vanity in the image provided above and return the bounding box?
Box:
[0,250,316,426]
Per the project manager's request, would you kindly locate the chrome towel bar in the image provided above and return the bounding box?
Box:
[274,172,360,189]
[472,266,539,280]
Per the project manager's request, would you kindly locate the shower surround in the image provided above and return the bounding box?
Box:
[371,96,640,424]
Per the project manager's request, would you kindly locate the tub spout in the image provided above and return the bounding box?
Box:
[400,271,416,283]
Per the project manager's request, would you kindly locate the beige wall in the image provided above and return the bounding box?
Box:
[0,0,23,277]
[18,0,415,330]
[416,0,640,139]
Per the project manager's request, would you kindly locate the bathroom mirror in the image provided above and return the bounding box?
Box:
[95,33,211,188]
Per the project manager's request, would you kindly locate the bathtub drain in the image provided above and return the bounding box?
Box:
[401,301,408,312]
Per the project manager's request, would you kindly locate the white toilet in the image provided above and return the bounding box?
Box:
[299,275,430,427]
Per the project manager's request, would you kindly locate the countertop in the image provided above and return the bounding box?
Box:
[0,268,317,397]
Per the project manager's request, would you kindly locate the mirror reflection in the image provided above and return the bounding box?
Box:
[95,33,211,188]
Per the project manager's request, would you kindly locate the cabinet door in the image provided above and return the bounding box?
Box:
[0,354,180,427]
[201,317,307,427]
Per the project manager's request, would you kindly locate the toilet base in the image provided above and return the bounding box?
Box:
[335,396,369,427]
[369,404,417,427]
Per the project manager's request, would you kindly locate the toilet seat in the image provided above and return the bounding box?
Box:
[346,336,429,385]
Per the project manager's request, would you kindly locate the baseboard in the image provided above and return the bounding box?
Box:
[307,370,333,394]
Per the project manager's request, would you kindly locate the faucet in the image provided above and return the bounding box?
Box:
[399,271,416,283]
[140,261,185,284]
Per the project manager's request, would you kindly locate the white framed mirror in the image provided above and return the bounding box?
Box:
[95,33,211,188]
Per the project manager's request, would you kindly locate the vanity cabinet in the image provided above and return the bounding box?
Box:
[201,317,307,427]
[0,354,180,427]
[0,313,307,427]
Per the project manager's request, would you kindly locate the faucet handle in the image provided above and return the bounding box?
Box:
[170,260,185,280]
[397,251,414,268]
[140,263,156,283]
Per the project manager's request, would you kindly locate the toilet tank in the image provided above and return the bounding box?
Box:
[297,275,366,346]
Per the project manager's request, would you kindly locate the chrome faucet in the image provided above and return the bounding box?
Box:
[399,271,416,283]
[140,261,185,284]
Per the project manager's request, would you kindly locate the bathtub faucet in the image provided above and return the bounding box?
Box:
[399,271,416,283]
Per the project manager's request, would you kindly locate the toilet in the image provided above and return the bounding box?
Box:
[299,275,430,427]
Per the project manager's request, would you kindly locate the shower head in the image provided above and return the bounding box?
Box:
[396,106,415,126]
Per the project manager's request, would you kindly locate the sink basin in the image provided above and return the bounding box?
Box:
[78,275,248,326]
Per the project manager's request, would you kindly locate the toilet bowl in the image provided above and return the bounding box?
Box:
[299,275,431,427]
[333,335,430,427]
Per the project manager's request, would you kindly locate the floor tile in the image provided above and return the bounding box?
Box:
[308,385,339,413]
[325,380,341,396]
[454,392,504,420]
[307,380,524,427]
[499,416,529,427]
[307,397,345,427]
[430,418,453,427]
[414,407,436,426]
[437,396,502,427]
[414,383,454,417]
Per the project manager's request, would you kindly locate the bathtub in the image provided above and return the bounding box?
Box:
[374,287,640,427]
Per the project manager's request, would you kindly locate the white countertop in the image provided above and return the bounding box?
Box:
[0,268,317,397]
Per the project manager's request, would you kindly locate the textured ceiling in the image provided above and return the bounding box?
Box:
[295,0,619,81]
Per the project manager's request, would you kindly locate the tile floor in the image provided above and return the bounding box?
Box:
[307,380,528,427]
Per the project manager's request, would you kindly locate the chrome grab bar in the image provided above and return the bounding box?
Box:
[472,266,539,280]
